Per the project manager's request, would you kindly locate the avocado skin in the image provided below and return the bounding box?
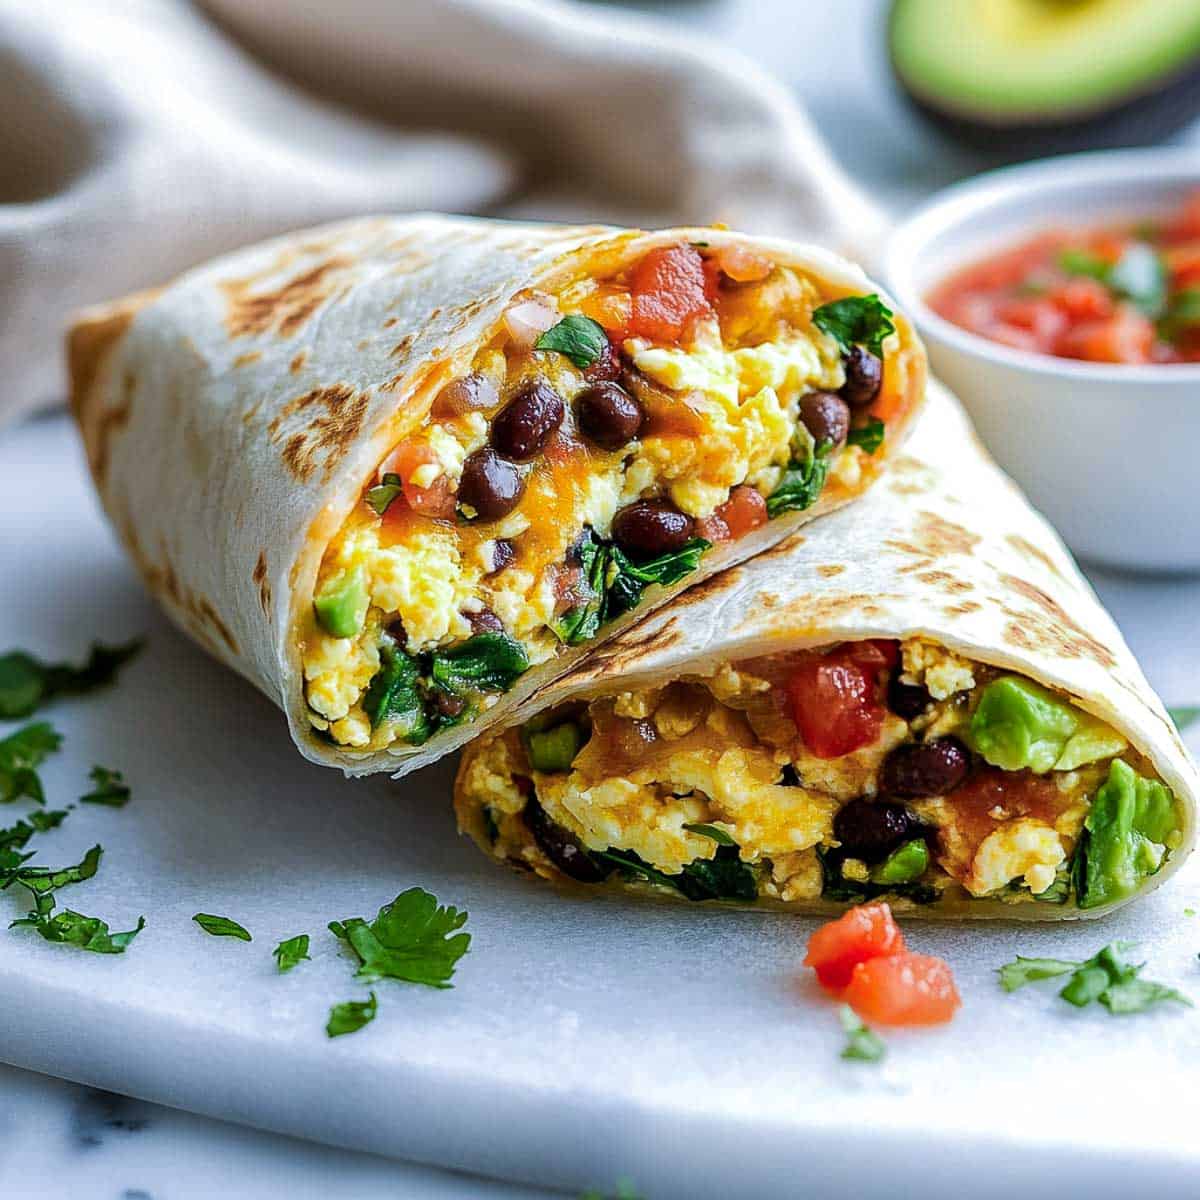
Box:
[886,7,1200,157]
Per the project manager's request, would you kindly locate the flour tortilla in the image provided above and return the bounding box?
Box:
[458,382,1198,918]
[69,214,925,776]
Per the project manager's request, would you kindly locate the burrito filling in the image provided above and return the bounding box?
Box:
[455,638,1183,912]
[303,244,915,750]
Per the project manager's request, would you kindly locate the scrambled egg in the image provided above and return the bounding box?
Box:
[966,818,1065,896]
[901,639,976,701]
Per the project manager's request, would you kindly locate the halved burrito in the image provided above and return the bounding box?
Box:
[455,383,1197,918]
[70,215,925,774]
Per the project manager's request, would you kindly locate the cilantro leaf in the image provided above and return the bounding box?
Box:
[838,1004,886,1063]
[429,633,529,698]
[0,641,142,720]
[326,992,377,1038]
[681,822,736,846]
[1,843,102,894]
[273,933,311,972]
[766,446,831,517]
[192,913,252,941]
[12,891,144,954]
[997,955,1083,993]
[812,294,896,356]
[0,809,66,855]
[0,722,63,804]
[329,887,471,988]
[365,473,404,517]
[1159,291,1200,344]
[1059,244,1168,318]
[1101,977,1193,1014]
[847,417,886,455]
[1057,248,1110,281]
[81,765,131,807]
[535,315,609,368]
[1168,706,1199,732]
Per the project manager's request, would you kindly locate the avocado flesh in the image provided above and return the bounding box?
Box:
[890,0,1200,147]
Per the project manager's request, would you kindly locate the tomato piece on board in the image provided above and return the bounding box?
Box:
[842,952,961,1026]
[803,902,906,992]
[627,244,713,342]
[784,640,897,758]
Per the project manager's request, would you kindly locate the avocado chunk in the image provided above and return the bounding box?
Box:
[362,635,431,746]
[1077,759,1178,909]
[313,565,368,639]
[869,839,929,886]
[969,676,1126,774]
[525,722,584,773]
[889,0,1200,154]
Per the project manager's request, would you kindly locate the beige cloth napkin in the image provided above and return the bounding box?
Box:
[1,0,881,425]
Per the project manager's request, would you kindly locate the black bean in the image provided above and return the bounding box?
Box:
[490,380,564,461]
[458,448,524,520]
[611,500,695,559]
[833,799,921,864]
[888,675,931,720]
[468,608,504,635]
[840,347,883,409]
[488,538,516,574]
[881,737,970,798]
[577,382,645,450]
[432,372,499,420]
[583,338,622,383]
[523,796,611,883]
[384,619,408,649]
[434,691,466,719]
[799,391,850,450]
[779,763,802,787]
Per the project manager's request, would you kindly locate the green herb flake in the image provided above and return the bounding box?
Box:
[998,939,1191,1015]
[192,913,252,941]
[326,991,377,1038]
[535,315,609,368]
[273,933,311,972]
[81,765,131,807]
[1168,706,1199,732]
[329,887,471,988]
[847,417,886,456]
[0,721,63,804]
[365,472,405,517]
[681,822,736,846]
[12,891,144,954]
[598,844,756,903]
[812,294,896,356]
[838,1004,886,1063]
[362,635,431,745]
[1058,244,1168,318]
[1,843,102,895]
[429,632,529,699]
[0,640,143,720]
[766,443,831,518]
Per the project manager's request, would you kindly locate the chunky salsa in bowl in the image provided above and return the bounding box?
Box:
[928,188,1200,365]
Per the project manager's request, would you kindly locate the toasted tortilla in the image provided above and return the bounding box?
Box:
[455,382,1198,919]
[69,214,925,775]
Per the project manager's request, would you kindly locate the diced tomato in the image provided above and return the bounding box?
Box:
[718,485,768,539]
[627,244,713,342]
[579,286,633,343]
[842,952,961,1026]
[784,640,897,758]
[1167,192,1200,241]
[714,244,773,284]
[803,902,906,992]
[379,439,457,520]
[995,297,1069,345]
[1055,307,1155,364]
[1046,277,1114,322]
[694,513,730,543]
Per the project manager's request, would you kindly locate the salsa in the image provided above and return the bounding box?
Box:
[928,189,1200,365]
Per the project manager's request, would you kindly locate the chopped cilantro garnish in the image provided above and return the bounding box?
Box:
[681,822,736,846]
[535,315,609,368]
[81,765,131,807]
[1168,706,1199,732]
[812,294,896,356]
[365,472,404,517]
[838,1004,886,1063]
[329,887,471,988]
[326,992,377,1038]
[273,933,311,972]
[847,417,886,455]
[998,940,1191,1014]
[0,722,63,804]
[192,913,252,941]
[1,843,102,894]
[0,641,142,720]
[12,890,144,954]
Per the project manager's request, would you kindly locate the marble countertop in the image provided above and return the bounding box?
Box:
[4,2,1200,1198]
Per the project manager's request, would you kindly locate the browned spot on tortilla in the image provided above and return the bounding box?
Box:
[1007,534,1064,580]
[290,350,307,375]
[221,257,350,340]
[269,384,370,482]
[198,598,239,656]
[356,338,370,351]
[914,511,979,557]
[233,351,261,368]
[817,564,845,578]
[253,551,272,616]
[391,333,415,359]
[382,316,398,329]
[944,601,982,616]
[387,246,433,274]
[241,399,263,426]
[1000,574,1116,667]
[66,288,159,423]
[84,370,137,486]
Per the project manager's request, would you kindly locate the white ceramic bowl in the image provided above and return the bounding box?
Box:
[884,149,1200,573]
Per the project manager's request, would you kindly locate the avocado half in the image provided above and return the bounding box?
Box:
[889,0,1200,154]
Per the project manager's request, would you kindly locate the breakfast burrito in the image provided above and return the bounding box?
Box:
[69,215,925,774]
[455,383,1197,919]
